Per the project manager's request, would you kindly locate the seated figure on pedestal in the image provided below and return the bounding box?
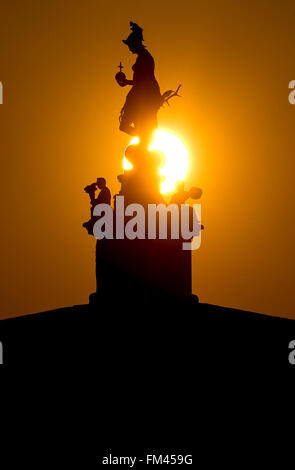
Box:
[170,181,203,205]
[82,177,111,234]
[92,178,111,208]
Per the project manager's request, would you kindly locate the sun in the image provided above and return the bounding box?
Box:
[123,130,189,193]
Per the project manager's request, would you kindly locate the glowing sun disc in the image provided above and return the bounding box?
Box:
[124,130,189,193]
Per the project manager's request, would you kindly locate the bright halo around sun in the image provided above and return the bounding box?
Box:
[123,130,189,193]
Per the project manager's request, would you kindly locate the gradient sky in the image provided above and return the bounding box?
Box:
[0,0,295,319]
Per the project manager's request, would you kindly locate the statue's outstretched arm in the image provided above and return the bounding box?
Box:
[115,63,134,87]
[116,76,133,87]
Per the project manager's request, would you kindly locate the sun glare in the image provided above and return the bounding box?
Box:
[123,130,189,193]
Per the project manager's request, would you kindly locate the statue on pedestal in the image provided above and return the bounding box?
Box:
[116,21,181,148]
[83,22,203,303]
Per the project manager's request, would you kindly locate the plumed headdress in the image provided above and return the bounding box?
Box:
[122,22,144,46]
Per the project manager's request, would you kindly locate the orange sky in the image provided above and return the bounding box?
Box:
[0,0,295,319]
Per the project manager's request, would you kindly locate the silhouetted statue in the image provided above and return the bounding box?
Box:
[116,144,166,205]
[116,21,181,148]
[82,23,204,304]
[170,181,202,205]
[93,178,111,206]
[170,181,204,232]
[83,178,111,234]
[84,182,98,205]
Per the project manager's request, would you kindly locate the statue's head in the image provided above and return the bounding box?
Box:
[96,177,106,189]
[123,22,144,53]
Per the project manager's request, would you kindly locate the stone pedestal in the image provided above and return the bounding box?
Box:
[90,144,198,304]
[96,238,191,301]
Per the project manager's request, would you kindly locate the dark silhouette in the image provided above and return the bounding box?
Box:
[170,181,203,205]
[84,177,111,208]
[116,144,165,205]
[82,177,111,234]
[93,178,111,206]
[82,22,203,302]
[116,21,181,148]
[115,61,125,85]
[84,182,98,205]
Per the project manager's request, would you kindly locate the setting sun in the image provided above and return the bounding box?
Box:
[124,130,189,193]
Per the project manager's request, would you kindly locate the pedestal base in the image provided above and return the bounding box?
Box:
[95,238,191,301]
